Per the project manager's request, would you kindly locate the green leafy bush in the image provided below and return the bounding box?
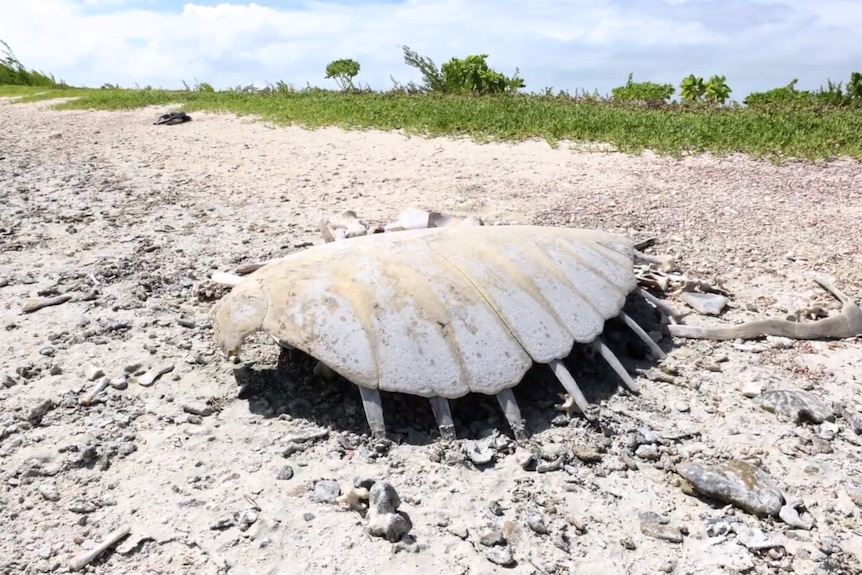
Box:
[398,46,524,95]
[745,73,861,108]
[744,79,812,107]
[611,73,674,104]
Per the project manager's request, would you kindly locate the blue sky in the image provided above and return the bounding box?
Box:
[1,0,861,100]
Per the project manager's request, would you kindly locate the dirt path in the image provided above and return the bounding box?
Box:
[1,99,861,575]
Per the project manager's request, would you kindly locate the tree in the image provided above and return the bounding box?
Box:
[325,59,361,92]
[679,74,706,102]
[704,75,732,104]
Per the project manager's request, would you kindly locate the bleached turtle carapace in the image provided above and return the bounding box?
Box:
[210,224,669,440]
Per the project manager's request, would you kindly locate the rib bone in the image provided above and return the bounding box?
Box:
[619,311,666,360]
[638,287,684,320]
[429,397,456,440]
[591,338,640,393]
[495,388,526,441]
[358,385,386,438]
[548,359,594,419]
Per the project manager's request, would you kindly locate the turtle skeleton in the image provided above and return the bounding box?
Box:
[209,215,862,441]
[210,224,669,440]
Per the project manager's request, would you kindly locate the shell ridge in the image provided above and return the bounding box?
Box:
[510,238,612,343]
[370,244,472,397]
[423,236,534,392]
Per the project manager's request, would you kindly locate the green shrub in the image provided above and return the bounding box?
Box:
[398,45,524,95]
[611,73,674,104]
[745,79,813,107]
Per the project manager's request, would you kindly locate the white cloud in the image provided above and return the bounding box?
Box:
[1,0,861,99]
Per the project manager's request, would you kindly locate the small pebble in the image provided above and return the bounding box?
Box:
[276,466,294,480]
[640,518,684,543]
[28,399,54,425]
[485,546,515,567]
[447,525,469,539]
[109,375,128,390]
[527,513,549,535]
[571,446,602,463]
[635,444,659,460]
[68,500,97,514]
[740,381,763,398]
[313,480,341,503]
[182,402,214,417]
[83,364,104,381]
[815,421,839,441]
[766,336,795,349]
[481,542,515,566]
[38,483,60,502]
[237,508,259,531]
[480,530,506,547]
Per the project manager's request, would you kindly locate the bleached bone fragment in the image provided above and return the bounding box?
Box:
[669,276,862,341]
[137,364,174,387]
[22,294,73,314]
[68,525,131,572]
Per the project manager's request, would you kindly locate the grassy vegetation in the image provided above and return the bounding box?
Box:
[2,40,862,162]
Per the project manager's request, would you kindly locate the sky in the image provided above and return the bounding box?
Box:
[1,0,861,100]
